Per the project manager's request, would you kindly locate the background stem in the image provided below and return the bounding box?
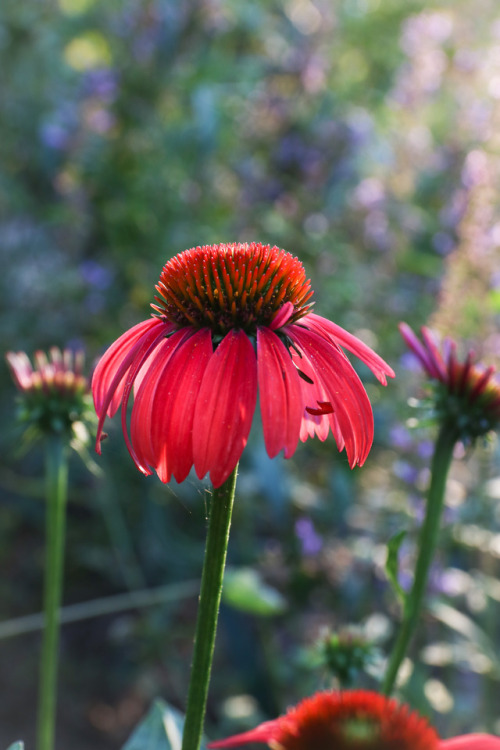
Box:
[36,435,69,750]
[382,425,458,696]
[181,466,238,750]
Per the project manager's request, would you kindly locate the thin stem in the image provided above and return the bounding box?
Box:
[36,435,69,750]
[182,467,238,750]
[382,424,458,696]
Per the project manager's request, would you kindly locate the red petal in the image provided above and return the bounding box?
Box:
[307,313,395,384]
[291,350,336,444]
[289,325,374,467]
[130,335,184,472]
[257,327,303,459]
[207,720,279,748]
[193,330,257,488]
[92,318,165,417]
[440,736,500,749]
[93,319,168,455]
[150,328,213,483]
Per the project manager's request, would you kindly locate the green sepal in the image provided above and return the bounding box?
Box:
[6,743,24,750]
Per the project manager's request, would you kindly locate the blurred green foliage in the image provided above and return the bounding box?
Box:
[1,0,500,748]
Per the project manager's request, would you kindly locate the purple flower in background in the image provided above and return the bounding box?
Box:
[83,69,118,101]
[80,260,114,290]
[40,122,71,151]
[295,517,323,556]
[389,424,414,451]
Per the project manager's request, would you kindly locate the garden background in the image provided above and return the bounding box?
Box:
[1,0,500,747]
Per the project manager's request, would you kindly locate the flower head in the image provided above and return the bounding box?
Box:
[207,690,500,750]
[6,347,89,437]
[400,323,500,440]
[92,243,394,487]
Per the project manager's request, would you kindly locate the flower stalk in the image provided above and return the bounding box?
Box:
[182,466,239,750]
[36,434,69,750]
[382,423,458,696]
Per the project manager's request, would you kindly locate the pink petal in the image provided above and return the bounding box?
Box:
[399,322,442,380]
[440,735,500,749]
[288,325,374,467]
[307,312,395,384]
[257,327,303,459]
[193,330,257,488]
[150,328,213,483]
[208,720,279,748]
[92,318,165,417]
[420,326,448,381]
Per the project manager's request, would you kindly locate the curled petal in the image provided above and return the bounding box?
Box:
[193,330,257,487]
[307,312,395,384]
[257,327,303,459]
[292,350,336,444]
[288,325,374,467]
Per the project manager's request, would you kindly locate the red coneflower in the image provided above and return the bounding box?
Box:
[93,243,394,487]
[207,690,500,750]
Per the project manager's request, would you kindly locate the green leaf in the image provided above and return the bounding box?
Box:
[222,567,287,617]
[6,743,24,750]
[122,699,210,750]
[385,531,407,607]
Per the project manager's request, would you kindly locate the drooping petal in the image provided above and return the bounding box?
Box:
[307,312,395,384]
[130,334,185,472]
[193,330,257,488]
[440,736,500,749]
[288,325,374,467]
[92,318,166,417]
[119,327,175,474]
[207,720,278,748]
[257,327,303,458]
[149,328,213,483]
[93,319,169,454]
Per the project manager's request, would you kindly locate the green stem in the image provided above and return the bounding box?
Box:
[36,435,69,750]
[182,466,238,750]
[382,424,458,696]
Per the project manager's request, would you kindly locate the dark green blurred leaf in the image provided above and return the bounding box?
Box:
[122,699,208,750]
[385,530,407,607]
[222,567,287,617]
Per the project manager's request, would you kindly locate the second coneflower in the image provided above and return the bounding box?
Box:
[92,242,394,487]
[207,690,500,750]
[399,322,500,440]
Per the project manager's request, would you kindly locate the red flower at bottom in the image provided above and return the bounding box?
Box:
[207,690,500,750]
